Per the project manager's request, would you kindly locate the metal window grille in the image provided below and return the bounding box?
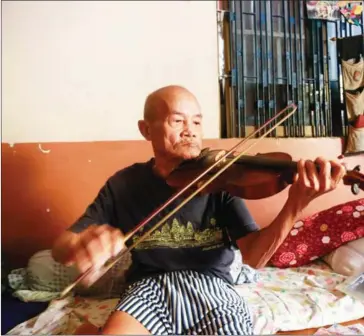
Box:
[218,0,364,138]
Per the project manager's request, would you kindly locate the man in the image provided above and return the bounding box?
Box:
[52,85,345,335]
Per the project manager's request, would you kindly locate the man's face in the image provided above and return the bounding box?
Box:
[149,95,203,161]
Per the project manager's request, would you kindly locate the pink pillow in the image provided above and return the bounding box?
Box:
[269,199,364,268]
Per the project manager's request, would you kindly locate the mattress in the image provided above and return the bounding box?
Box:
[6,261,364,335]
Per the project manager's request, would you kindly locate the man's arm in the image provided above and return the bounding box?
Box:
[235,158,346,269]
[236,197,301,269]
[51,179,123,272]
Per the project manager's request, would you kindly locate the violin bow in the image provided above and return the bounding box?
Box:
[60,103,297,298]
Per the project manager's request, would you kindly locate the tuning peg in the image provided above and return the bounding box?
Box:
[354,165,361,172]
[352,183,360,195]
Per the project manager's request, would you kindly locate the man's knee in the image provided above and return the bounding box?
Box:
[101,311,150,335]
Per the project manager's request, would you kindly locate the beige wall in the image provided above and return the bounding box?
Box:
[3,1,220,143]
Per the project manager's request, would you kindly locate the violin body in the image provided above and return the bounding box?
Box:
[167,148,297,199]
[167,148,364,200]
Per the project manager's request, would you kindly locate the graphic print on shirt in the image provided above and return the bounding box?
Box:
[132,217,224,250]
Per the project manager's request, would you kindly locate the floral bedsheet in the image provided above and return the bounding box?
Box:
[236,261,364,333]
[7,261,364,335]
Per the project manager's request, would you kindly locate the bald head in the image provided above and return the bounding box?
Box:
[138,84,203,163]
[143,85,200,122]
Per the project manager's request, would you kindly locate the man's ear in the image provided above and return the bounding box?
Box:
[138,120,151,141]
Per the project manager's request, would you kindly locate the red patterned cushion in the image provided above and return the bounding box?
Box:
[270,198,364,268]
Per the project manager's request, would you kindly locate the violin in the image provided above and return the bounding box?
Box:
[166,148,364,200]
[59,103,363,297]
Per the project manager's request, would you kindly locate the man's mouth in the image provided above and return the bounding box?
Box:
[179,141,198,147]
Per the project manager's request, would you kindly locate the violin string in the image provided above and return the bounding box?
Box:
[59,104,297,299]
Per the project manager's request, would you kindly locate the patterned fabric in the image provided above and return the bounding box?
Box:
[6,261,364,335]
[306,1,363,26]
[342,57,364,91]
[7,249,132,302]
[270,199,364,268]
[236,261,364,332]
[114,270,253,335]
[8,268,28,291]
[345,89,364,121]
[235,264,260,284]
[306,1,342,20]
[339,1,363,26]
[1,251,12,294]
[230,248,260,285]
[346,123,364,154]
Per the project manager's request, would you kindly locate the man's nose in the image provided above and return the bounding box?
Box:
[181,121,196,137]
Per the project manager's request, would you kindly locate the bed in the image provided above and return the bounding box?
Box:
[4,259,364,335]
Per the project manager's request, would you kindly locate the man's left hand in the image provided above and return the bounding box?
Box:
[288,157,346,212]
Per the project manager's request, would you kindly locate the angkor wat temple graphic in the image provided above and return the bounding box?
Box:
[132,218,224,249]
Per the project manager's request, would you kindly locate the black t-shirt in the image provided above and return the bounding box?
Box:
[69,159,259,285]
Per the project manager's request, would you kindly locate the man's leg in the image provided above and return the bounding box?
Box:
[101,311,150,335]
[100,276,173,335]
[181,271,253,335]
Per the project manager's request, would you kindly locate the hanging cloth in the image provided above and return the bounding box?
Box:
[345,88,364,120]
[342,57,364,90]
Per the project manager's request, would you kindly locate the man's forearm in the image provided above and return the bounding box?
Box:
[237,198,303,269]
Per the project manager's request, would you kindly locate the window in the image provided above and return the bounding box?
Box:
[219,0,364,138]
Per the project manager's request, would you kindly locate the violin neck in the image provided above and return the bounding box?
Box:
[233,155,299,172]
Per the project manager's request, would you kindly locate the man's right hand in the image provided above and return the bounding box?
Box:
[52,224,125,275]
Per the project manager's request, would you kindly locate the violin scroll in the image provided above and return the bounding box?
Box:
[343,165,364,195]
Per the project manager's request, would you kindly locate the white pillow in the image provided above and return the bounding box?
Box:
[27,250,78,292]
[323,238,364,276]
[26,249,132,298]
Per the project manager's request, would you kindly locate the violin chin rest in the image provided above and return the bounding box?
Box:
[199,148,210,156]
